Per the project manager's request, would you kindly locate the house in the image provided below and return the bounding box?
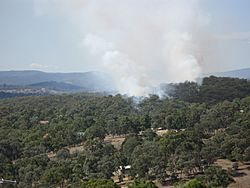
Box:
[39,120,49,125]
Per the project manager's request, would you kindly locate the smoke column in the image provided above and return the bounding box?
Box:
[36,0,211,96]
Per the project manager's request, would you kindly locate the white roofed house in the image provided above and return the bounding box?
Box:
[39,120,49,125]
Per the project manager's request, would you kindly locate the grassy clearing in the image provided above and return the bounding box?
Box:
[216,159,250,188]
[104,135,126,150]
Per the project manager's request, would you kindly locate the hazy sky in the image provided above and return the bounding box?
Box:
[0,0,250,74]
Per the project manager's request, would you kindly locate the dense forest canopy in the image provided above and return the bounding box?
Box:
[1,76,250,187]
[170,76,250,103]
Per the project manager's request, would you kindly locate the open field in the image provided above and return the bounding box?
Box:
[216,159,250,188]
[104,135,126,150]
[67,143,86,154]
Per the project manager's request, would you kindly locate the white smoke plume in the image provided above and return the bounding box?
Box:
[35,0,211,96]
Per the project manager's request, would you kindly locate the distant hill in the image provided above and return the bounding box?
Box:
[207,68,250,79]
[0,68,249,96]
[29,81,84,92]
[0,70,115,92]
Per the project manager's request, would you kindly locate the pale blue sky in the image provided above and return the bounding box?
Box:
[0,0,250,73]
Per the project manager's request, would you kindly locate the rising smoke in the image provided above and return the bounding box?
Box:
[35,0,211,96]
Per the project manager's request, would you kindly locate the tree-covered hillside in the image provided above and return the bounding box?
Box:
[170,76,250,103]
[1,76,250,188]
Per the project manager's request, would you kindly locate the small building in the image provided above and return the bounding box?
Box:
[39,120,49,125]
[124,165,131,170]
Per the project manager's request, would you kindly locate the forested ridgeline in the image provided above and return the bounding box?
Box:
[170,76,250,103]
[1,76,250,188]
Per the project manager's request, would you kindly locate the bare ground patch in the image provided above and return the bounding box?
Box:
[216,159,250,188]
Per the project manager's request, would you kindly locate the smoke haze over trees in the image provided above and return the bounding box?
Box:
[1,1,250,187]
[30,0,250,96]
[1,76,250,187]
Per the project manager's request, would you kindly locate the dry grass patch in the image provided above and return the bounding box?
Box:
[215,159,250,188]
[104,135,126,150]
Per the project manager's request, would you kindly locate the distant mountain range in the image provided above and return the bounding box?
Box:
[0,70,115,92]
[0,68,249,97]
[29,81,84,92]
[206,68,250,79]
